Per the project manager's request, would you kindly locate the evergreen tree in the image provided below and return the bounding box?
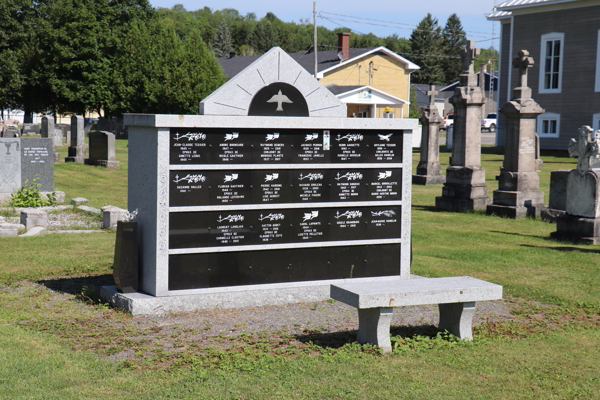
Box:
[213,20,232,57]
[409,14,444,85]
[250,19,278,54]
[442,13,467,84]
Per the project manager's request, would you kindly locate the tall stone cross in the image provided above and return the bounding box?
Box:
[427,85,439,108]
[461,40,480,75]
[568,125,600,173]
[513,50,534,88]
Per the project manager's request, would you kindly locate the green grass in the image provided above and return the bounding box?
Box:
[0,141,597,399]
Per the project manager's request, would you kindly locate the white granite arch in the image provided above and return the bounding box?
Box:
[200,47,346,118]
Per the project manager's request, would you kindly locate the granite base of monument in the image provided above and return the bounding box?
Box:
[551,215,600,244]
[65,146,85,163]
[435,166,491,212]
[84,158,120,168]
[486,189,544,218]
[412,174,445,185]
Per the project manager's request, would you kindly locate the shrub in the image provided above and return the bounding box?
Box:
[10,178,56,208]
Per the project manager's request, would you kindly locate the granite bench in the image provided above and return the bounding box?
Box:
[330,276,503,352]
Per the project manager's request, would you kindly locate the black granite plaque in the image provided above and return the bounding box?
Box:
[256,209,290,244]
[293,170,329,202]
[252,170,291,204]
[292,130,330,163]
[255,131,292,163]
[366,131,403,163]
[211,170,252,205]
[88,131,109,160]
[113,221,139,293]
[366,206,402,239]
[330,169,367,201]
[170,170,210,207]
[366,169,402,201]
[170,129,209,164]
[169,212,211,249]
[248,82,310,117]
[210,129,253,163]
[330,208,365,241]
[212,211,254,246]
[331,131,367,163]
[168,244,401,290]
[291,208,330,242]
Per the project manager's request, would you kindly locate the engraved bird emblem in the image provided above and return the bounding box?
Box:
[267,90,293,111]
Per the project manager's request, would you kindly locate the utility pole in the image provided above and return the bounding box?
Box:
[313,2,318,79]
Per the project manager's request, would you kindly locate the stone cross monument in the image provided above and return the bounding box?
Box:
[487,50,545,219]
[551,125,600,244]
[413,85,445,185]
[436,40,490,212]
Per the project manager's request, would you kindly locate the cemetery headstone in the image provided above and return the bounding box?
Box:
[436,41,490,212]
[22,124,41,135]
[105,47,416,313]
[487,50,545,218]
[41,116,61,163]
[65,115,85,163]
[551,126,600,243]
[540,169,570,222]
[0,137,55,203]
[2,125,20,138]
[413,86,445,185]
[84,131,120,168]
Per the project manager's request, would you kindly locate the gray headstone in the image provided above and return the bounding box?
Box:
[0,138,22,193]
[85,131,120,168]
[41,117,53,138]
[70,115,85,147]
[21,138,54,192]
[22,124,41,135]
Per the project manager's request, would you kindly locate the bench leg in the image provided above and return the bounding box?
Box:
[438,302,476,340]
[357,307,394,352]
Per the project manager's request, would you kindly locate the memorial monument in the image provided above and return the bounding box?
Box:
[65,115,85,163]
[551,126,600,244]
[102,47,416,314]
[487,50,545,218]
[436,41,490,212]
[413,86,445,185]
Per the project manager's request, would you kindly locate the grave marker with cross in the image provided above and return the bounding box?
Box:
[427,86,439,108]
[568,125,600,173]
[513,50,534,89]
[461,40,480,75]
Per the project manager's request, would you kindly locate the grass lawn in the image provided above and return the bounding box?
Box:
[0,140,598,399]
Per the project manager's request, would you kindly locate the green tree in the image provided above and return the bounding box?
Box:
[213,20,233,57]
[409,14,444,85]
[111,21,226,115]
[442,14,467,84]
[409,86,421,119]
[251,19,278,53]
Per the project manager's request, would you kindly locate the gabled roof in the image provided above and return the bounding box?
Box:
[219,47,377,79]
[332,85,408,104]
[487,0,580,19]
[315,46,420,79]
[218,46,419,80]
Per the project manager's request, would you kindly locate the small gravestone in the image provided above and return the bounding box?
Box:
[41,116,60,163]
[413,85,445,185]
[85,131,120,168]
[65,115,85,163]
[551,126,600,243]
[487,50,545,219]
[436,41,490,212]
[0,139,21,193]
[22,124,41,135]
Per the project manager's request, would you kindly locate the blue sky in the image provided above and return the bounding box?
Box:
[149,0,503,49]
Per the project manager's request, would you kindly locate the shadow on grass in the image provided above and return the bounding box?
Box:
[295,324,439,349]
[490,230,550,240]
[521,244,600,254]
[412,205,438,212]
[38,274,114,296]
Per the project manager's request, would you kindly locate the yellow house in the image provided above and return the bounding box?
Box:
[218,33,419,119]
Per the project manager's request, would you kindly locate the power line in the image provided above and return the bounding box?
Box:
[318,11,494,40]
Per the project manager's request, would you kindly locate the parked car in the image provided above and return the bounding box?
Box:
[441,114,455,131]
[481,113,497,132]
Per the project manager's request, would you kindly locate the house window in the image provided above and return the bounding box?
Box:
[539,33,564,94]
[537,113,560,138]
[596,31,600,92]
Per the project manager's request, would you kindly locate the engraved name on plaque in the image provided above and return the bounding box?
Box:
[295,170,326,202]
[366,206,401,239]
[296,210,326,241]
[369,170,400,200]
[294,131,328,162]
[213,171,248,204]
[333,132,365,162]
[215,131,247,162]
[258,132,288,162]
[257,210,288,243]
[332,170,365,201]
[259,171,285,203]
[369,132,400,162]
[170,130,208,164]
[214,212,248,246]
[170,171,210,206]
[332,209,363,240]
